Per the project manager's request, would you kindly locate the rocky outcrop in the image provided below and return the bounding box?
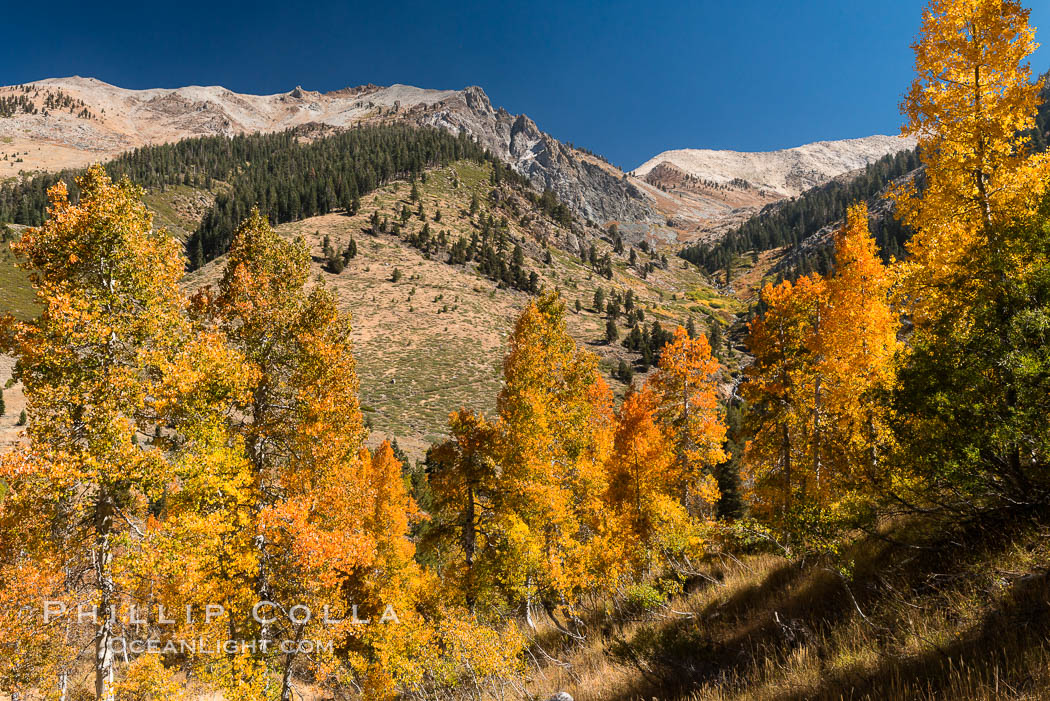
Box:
[410,87,660,231]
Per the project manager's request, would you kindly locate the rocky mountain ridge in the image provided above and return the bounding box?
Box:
[0,77,663,237]
[0,77,914,248]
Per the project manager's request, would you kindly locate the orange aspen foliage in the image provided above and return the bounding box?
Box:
[0,449,74,698]
[338,442,423,700]
[648,326,726,518]
[206,209,375,698]
[821,204,900,488]
[346,442,525,699]
[604,385,689,577]
[365,441,419,580]
[744,205,898,531]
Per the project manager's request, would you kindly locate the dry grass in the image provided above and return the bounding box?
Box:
[523,513,1050,701]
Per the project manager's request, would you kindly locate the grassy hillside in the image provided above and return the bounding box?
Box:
[184,159,737,457]
[0,227,37,321]
[141,184,216,242]
[523,512,1050,701]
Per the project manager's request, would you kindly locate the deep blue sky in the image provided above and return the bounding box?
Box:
[3,0,1048,170]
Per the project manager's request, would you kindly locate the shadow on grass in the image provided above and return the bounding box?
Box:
[605,510,1050,701]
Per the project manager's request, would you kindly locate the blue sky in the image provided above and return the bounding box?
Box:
[3,0,1048,170]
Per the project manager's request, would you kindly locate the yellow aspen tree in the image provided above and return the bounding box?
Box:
[648,326,726,518]
[893,0,1048,326]
[744,207,898,539]
[364,441,419,590]
[890,0,1050,506]
[1,166,190,701]
[495,291,613,630]
[209,210,374,700]
[114,315,262,698]
[112,655,187,701]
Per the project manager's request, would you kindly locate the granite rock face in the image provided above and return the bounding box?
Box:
[413,87,659,230]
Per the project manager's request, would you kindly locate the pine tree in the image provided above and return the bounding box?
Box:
[616,358,634,385]
[713,399,747,521]
[423,410,502,606]
[708,322,723,356]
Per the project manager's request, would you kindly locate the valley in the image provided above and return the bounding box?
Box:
[2,5,1050,694]
[0,78,922,461]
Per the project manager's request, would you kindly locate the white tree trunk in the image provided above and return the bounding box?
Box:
[95,495,115,701]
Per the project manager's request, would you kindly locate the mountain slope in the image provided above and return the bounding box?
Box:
[0,77,661,236]
[0,141,741,457]
[0,77,918,251]
[179,159,737,458]
[678,147,923,292]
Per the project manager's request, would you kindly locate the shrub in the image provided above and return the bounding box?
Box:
[623,583,666,614]
[115,655,186,701]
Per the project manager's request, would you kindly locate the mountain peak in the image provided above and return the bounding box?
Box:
[633,134,916,197]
